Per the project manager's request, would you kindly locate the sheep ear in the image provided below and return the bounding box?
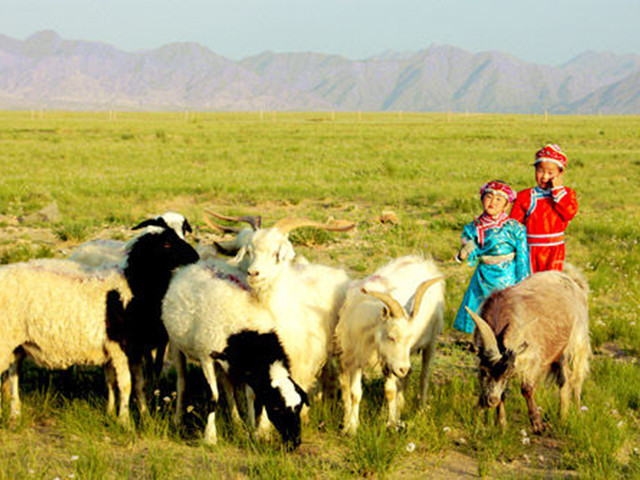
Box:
[295,383,310,407]
[183,219,193,234]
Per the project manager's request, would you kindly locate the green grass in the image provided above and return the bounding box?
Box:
[0,111,639,477]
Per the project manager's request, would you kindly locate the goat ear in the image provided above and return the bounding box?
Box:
[277,242,295,263]
[515,341,529,355]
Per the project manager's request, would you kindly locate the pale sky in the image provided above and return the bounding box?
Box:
[0,0,638,65]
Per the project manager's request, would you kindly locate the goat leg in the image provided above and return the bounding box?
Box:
[521,383,545,434]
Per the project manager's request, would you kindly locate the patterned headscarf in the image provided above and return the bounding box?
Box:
[535,143,567,169]
[479,180,516,203]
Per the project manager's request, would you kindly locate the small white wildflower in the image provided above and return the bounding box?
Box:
[153,389,160,397]
[406,442,416,453]
[69,475,76,479]
[171,391,177,398]
[631,322,636,327]
[523,454,530,462]
[581,406,589,412]
[70,455,79,462]
[538,455,545,462]
[155,406,160,412]
[519,429,528,437]
[28,469,35,475]
[522,437,531,446]
[442,426,451,433]
[633,447,640,455]
[617,420,625,429]
[163,396,171,403]
[53,477,62,480]
[611,409,619,416]
[456,437,467,445]
[595,320,606,328]
[186,405,194,413]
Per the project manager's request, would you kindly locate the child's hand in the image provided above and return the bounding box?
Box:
[551,170,564,188]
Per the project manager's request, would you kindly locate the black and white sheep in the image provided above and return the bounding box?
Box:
[69,212,193,270]
[121,216,200,411]
[213,330,309,449]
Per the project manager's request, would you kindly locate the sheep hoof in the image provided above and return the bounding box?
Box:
[388,420,407,432]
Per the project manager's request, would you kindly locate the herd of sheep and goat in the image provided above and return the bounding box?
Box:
[0,210,590,449]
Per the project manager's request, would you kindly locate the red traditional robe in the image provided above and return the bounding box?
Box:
[510,186,578,273]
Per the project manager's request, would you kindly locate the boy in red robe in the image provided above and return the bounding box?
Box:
[510,143,578,272]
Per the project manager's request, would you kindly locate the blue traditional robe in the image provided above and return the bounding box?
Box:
[453,218,531,333]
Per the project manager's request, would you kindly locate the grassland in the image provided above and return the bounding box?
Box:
[0,111,639,478]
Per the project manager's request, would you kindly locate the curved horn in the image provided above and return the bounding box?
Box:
[272,217,356,235]
[205,209,262,230]
[203,215,243,234]
[362,288,406,320]
[409,276,445,320]
[464,306,501,363]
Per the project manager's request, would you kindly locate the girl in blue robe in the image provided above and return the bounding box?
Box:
[453,180,531,333]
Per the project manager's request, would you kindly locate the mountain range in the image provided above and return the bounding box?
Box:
[1,30,639,114]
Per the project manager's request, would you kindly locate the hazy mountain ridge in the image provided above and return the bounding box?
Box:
[1,30,639,113]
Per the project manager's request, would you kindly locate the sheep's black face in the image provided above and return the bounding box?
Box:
[266,399,303,450]
[125,229,199,294]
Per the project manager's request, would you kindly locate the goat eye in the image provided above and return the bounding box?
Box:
[388,335,396,343]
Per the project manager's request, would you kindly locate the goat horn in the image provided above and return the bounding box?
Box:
[464,306,501,363]
[202,215,243,234]
[362,288,406,320]
[409,276,445,321]
[205,209,262,230]
[273,217,356,235]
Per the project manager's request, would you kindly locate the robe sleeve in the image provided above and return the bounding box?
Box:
[551,186,578,222]
[460,223,481,267]
[511,221,531,281]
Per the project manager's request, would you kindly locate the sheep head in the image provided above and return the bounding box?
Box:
[365,276,444,378]
[125,222,199,296]
[132,212,192,240]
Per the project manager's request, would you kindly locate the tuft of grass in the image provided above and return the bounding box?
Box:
[344,421,404,478]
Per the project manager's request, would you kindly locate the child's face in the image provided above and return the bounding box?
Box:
[535,161,562,189]
[482,192,509,217]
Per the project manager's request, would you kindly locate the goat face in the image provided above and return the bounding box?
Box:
[375,312,412,378]
[477,349,516,408]
[244,229,295,293]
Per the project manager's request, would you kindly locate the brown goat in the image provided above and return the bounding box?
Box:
[466,266,591,434]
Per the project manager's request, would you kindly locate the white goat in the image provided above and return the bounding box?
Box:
[242,218,354,395]
[335,255,445,435]
[69,212,192,270]
[0,259,133,426]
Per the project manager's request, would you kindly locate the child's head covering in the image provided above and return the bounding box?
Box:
[479,180,516,203]
[535,143,567,169]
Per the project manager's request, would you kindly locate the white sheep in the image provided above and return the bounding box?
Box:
[162,217,354,443]
[162,260,307,445]
[335,255,445,435]
[0,259,133,426]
